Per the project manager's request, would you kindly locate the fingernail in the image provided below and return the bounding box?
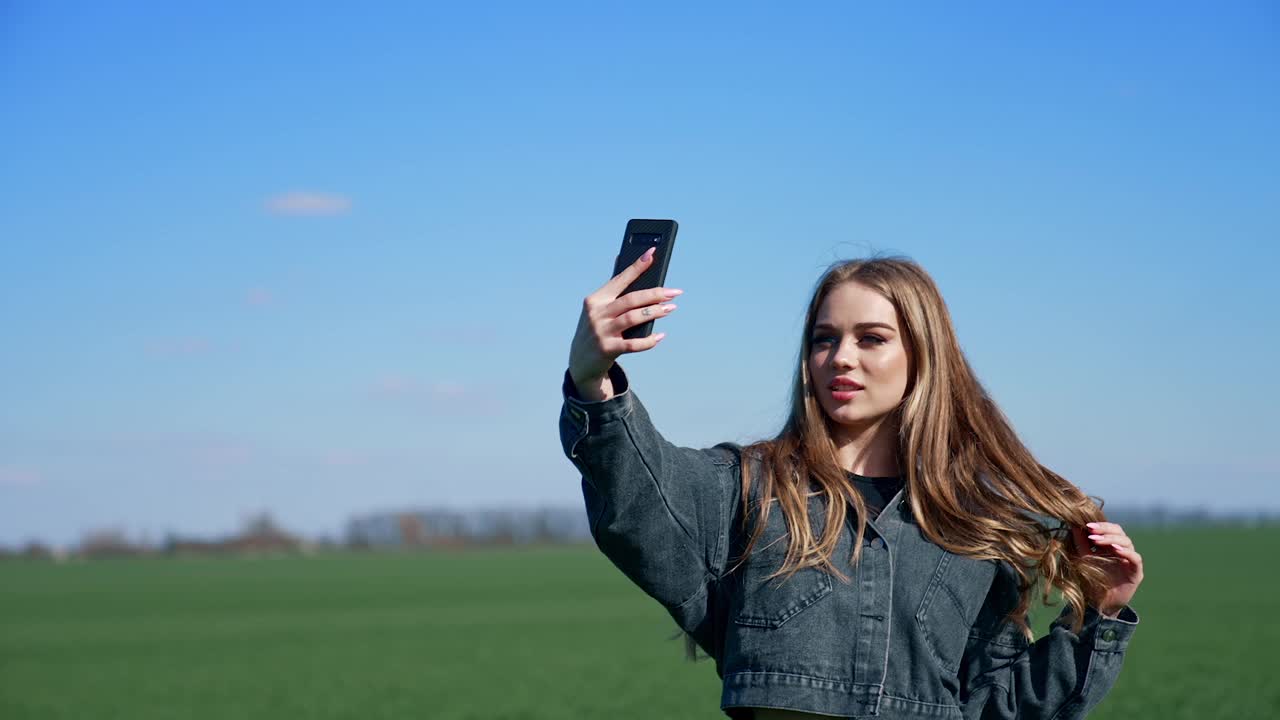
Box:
[663,289,683,298]
[643,247,655,260]
[1085,523,1098,529]
[1088,534,1103,539]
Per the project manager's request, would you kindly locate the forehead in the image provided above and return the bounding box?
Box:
[814,282,898,327]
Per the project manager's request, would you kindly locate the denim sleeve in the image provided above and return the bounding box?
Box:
[558,362,742,647]
[959,562,1140,720]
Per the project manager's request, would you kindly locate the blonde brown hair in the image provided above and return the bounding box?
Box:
[683,255,1115,659]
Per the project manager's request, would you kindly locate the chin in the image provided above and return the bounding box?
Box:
[829,405,888,428]
[826,408,865,425]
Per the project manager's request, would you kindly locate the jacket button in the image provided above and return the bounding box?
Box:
[869,537,884,549]
[1101,628,1117,642]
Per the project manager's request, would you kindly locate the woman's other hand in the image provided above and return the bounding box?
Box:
[1070,521,1144,617]
[568,246,683,400]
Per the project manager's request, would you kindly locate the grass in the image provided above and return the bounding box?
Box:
[2,525,1277,719]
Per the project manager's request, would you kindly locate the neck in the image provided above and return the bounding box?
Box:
[831,417,900,477]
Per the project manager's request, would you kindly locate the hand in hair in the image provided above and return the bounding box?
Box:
[568,246,683,401]
[1069,522,1144,618]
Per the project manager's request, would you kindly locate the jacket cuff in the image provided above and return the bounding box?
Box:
[1054,603,1139,653]
[560,363,635,458]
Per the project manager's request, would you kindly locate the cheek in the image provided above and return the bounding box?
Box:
[807,355,833,400]
[867,350,909,385]
[807,352,825,378]
[887,350,910,387]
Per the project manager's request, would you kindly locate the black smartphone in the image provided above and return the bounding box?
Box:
[612,219,678,340]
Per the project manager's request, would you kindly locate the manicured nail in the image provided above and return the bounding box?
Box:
[643,247,655,260]
[663,288,683,298]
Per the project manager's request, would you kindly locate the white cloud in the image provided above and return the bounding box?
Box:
[245,287,274,307]
[144,337,214,357]
[264,191,352,216]
[368,374,500,415]
[0,466,44,487]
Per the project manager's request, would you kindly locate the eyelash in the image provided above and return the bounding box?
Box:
[811,334,886,346]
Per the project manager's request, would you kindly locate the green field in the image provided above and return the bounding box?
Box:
[2,525,1277,719]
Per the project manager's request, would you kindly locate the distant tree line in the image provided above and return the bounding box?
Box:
[1,504,1276,561]
[344,506,589,549]
[0,506,592,561]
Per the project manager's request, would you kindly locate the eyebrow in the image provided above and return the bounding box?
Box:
[812,322,897,333]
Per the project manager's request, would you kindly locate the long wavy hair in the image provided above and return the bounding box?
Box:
[683,255,1115,660]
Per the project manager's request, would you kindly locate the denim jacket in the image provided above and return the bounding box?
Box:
[559,362,1139,720]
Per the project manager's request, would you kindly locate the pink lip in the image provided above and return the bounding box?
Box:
[830,388,860,401]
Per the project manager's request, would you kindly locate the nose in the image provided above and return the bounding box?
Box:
[833,341,857,370]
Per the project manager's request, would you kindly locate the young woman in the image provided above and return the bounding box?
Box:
[560,248,1142,719]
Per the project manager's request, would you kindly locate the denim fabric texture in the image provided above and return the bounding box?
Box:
[559,362,1139,720]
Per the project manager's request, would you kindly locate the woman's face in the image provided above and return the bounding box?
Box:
[807,282,913,431]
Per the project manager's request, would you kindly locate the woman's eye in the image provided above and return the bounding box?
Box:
[810,335,834,345]
[862,335,886,345]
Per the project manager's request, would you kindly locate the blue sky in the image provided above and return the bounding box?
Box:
[2,2,1277,547]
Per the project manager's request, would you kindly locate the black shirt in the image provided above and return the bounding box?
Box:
[846,471,905,517]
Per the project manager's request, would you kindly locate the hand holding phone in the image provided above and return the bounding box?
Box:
[611,220,678,340]
[568,219,681,396]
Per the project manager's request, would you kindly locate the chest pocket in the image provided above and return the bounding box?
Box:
[732,495,834,629]
[914,551,997,673]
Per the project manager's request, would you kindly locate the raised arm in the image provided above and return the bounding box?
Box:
[560,361,742,646]
[559,244,742,658]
